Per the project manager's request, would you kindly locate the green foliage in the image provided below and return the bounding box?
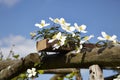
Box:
[58,77,64,80]
[65,72,76,80]
[37,70,44,74]
[34,62,39,67]
[12,73,28,80]
[35,26,60,40]
[12,54,20,59]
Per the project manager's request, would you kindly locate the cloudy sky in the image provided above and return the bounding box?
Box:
[0,0,120,80]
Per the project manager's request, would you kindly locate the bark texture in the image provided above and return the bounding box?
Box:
[0,46,120,79]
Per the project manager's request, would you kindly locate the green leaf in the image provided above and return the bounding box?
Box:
[13,54,19,59]
[19,73,27,78]
[34,63,40,67]
[65,72,76,79]
[57,77,63,80]
[37,70,44,74]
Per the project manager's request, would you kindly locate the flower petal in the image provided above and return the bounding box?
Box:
[41,20,45,24]
[48,39,55,43]
[101,32,107,38]
[27,69,32,73]
[80,24,86,30]
[28,74,32,78]
[35,23,41,27]
[32,68,36,72]
[111,35,117,40]
[97,37,106,40]
[81,30,87,33]
[32,72,37,76]
[69,27,75,32]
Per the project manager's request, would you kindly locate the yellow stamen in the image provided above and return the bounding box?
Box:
[84,36,89,40]
[106,35,111,39]
[62,20,65,24]
[79,26,83,30]
[41,23,44,26]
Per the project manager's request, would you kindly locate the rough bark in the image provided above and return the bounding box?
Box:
[38,46,120,69]
[0,46,120,79]
[0,60,20,71]
[0,53,40,80]
[43,68,79,74]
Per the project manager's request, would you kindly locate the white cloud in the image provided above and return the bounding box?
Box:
[0,0,20,7]
[0,34,37,59]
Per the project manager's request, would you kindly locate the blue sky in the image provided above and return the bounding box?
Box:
[0,0,120,80]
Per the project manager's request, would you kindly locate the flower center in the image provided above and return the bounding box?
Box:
[84,36,89,40]
[106,35,111,39]
[41,23,44,26]
[79,26,83,30]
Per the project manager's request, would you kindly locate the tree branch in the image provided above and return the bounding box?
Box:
[0,53,40,80]
[39,46,120,69]
[0,46,120,79]
[43,68,79,74]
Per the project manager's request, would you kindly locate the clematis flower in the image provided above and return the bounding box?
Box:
[48,32,67,43]
[74,23,87,33]
[59,18,70,25]
[35,20,50,28]
[48,32,67,49]
[48,32,61,43]
[27,68,37,78]
[80,35,94,44]
[53,38,66,50]
[53,43,60,50]
[97,32,117,43]
[30,32,36,37]
[49,17,70,26]
[61,25,75,36]
[49,17,60,24]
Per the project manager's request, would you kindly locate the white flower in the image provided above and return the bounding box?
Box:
[74,23,87,33]
[49,17,60,24]
[30,32,36,37]
[48,32,67,50]
[53,40,66,50]
[48,32,62,43]
[72,35,94,53]
[49,17,70,26]
[80,35,94,44]
[53,43,60,50]
[60,36,67,45]
[48,32,66,43]
[97,32,117,43]
[59,18,70,26]
[61,25,75,36]
[27,68,37,78]
[35,20,50,28]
